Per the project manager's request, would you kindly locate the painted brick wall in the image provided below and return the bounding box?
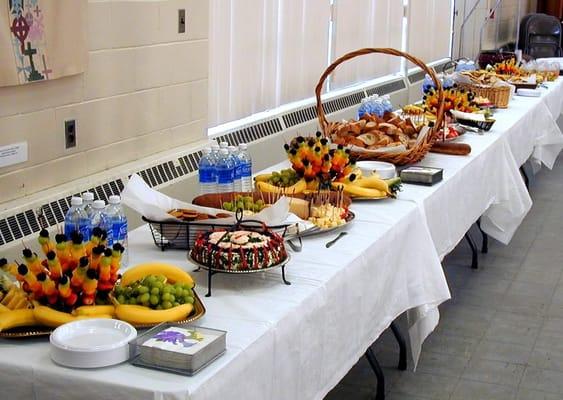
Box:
[0,0,208,204]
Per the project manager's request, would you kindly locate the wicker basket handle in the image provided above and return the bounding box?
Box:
[315,48,445,136]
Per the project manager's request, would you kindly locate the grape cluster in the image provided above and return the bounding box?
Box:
[268,169,299,187]
[114,275,194,310]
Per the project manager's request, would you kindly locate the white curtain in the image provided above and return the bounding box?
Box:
[407,0,454,65]
[209,0,331,127]
[330,0,404,90]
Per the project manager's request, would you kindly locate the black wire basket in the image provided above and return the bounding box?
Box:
[142,216,295,251]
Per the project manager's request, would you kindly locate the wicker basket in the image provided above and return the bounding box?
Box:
[315,48,445,165]
[457,83,511,109]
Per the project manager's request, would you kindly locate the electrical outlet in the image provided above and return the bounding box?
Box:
[65,120,76,149]
[178,9,186,33]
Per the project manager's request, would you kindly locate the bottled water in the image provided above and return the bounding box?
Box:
[219,141,229,149]
[64,197,91,241]
[228,145,242,192]
[198,148,216,194]
[216,148,234,193]
[382,95,393,113]
[105,195,128,266]
[90,200,112,242]
[357,98,370,118]
[81,192,95,218]
[238,143,253,192]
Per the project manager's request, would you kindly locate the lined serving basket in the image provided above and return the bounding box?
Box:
[315,48,445,165]
[456,82,511,108]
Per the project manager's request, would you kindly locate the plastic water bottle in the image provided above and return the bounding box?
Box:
[198,148,216,194]
[219,141,229,149]
[358,98,370,118]
[228,145,242,192]
[238,143,253,192]
[382,95,393,113]
[81,192,95,218]
[90,200,112,241]
[105,195,128,265]
[216,148,234,193]
[64,197,91,241]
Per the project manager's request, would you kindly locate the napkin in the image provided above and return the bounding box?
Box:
[121,174,291,226]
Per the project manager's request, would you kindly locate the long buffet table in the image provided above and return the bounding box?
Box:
[1,79,562,400]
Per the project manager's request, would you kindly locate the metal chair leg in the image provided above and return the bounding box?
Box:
[476,219,488,254]
[390,322,407,371]
[464,232,479,269]
[365,347,385,400]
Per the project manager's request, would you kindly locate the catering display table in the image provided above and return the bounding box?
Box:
[2,79,563,400]
[0,200,450,400]
[397,78,563,259]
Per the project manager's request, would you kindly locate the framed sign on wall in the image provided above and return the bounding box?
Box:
[0,0,87,87]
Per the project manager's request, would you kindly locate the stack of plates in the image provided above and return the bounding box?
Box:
[50,319,137,368]
[357,161,396,179]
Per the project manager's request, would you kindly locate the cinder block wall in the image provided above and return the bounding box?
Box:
[0,0,209,205]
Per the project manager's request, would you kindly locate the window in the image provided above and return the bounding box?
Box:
[209,0,454,129]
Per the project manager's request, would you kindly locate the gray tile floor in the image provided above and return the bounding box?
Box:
[325,154,563,400]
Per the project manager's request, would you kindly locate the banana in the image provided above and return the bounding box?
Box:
[33,304,112,328]
[0,309,37,332]
[256,178,307,195]
[351,175,390,193]
[332,182,387,198]
[115,303,193,325]
[73,305,116,317]
[306,179,319,191]
[121,263,195,287]
[253,173,272,183]
[0,304,10,313]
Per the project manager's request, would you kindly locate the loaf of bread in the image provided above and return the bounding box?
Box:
[430,142,471,156]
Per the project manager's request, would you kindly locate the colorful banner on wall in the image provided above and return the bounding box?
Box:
[0,0,87,87]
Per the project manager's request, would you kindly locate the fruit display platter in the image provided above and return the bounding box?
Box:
[0,291,205,338]
[0,229,205,338]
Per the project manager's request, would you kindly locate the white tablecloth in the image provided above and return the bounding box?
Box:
[397,79,563,258]
[0,201,450,400]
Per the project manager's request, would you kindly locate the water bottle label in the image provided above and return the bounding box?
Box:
[199,167,215,184]
[217,168,234,184]
[79,224,91,241]
[64,222,91,241]
[241,163,252,177]
[113,221,127,243]
[234,164,242,179]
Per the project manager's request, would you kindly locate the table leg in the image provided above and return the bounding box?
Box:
[464,232,479,269]
[365,347,385,400]
[390,322,407,371]
[520,166,529,190]
[476,219,488,254]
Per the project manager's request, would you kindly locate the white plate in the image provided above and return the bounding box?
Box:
[356,161,396,179]
[50,319,137,368]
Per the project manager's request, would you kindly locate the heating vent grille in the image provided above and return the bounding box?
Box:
[215,119,283,147]
[433,60,452,74]
[322,91,364,115]
[366,79,407,96]
[282,106,318,127]
[408,70,426,84]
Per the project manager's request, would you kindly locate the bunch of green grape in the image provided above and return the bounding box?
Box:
[222,195,265,213]
[268,169,299,187]
[113,275,195,310]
